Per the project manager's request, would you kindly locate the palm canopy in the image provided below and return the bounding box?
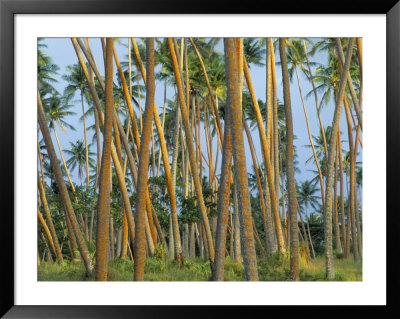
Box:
[38,38,59,95]
[62,63,89,99]
[297,179,321,212]
[42,92,76,133]
[64,140,95,185]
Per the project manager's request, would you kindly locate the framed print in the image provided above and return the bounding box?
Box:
[1,0,398,317]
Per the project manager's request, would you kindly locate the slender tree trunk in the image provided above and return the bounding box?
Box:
[38,91,93,276]
[134,38,156,281]
[212,91,233,281]
[38,210,56,259]
[38,173,63,263]
[343,97,359,262]
[233,182,241,263]
[302,39,328,157]
[294,66,325,209]
[338,130,347,257]
[279,38,299,281]
[333,147,342,253]
[224,38,258,281]
[95,38,114,281]
[243,53,285,253]
[322,38,355,279]
[169,38,215,263]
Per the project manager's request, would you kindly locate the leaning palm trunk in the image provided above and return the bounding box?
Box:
[168,38,215,262]
[38,91,94,277]
[269,39,281,230]
[134,38,156,281]
[243,54,285,253]
[233,182,241,263]
[343,97,359,262]
[335,39,363,131]
[224,38,258,281]
[71,38,137,255]
[265,39,278,253]
[212,94,233,281]
[38,210,56,259]
[338,130,347,256]
[95,38,114,281]
[131,42,184,266]
[302,39,328,157]
[38,173,63,263]
[294,66,325,209]
[279,38,299,281]
[323,38,355,279]
[333,150,342,253]
[243,120,271,252]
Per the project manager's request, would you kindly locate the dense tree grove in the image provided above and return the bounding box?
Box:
[37,37,362,281]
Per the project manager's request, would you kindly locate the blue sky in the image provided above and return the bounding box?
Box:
[40,37,362,212]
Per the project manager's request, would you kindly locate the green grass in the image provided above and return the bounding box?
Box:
[38,253,361,281]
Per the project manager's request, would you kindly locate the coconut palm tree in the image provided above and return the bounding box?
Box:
[323,38,355,279]
[62,63,92,189]
[42,92,77,192]
[38,38,59,95]
[224,38,258,281]
[297,180,320,257]
[279,38,300,281]
[95,38,115,282]
[169,38,215,264]
[134,38,156,281]
[64,140,95,187]
[38,90,94,276]
[285,38,325,209]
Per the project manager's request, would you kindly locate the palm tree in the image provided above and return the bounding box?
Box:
[323,38,355,279]
[134,38,156,281]
[64,140,95,186]
[279,38,299,281]
[62,63,91,189]
[297,180,320,257]
[95,38,115,282]
[38,90,94,276]
[212,75,233,281]
[224,38,258,281]
[169,38,215,263]
[37,38,59,95]
[285,38,325,209]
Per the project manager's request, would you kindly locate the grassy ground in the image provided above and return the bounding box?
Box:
[38,254,362,281]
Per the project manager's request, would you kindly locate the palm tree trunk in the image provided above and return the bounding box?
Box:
[169,38,215,262]
[233,182,241,263]
[336,39,363,130]
[38,91,93,276]
[212,91,233,281]
[334,147,342,253]
[134,38,156,281]
[343,97,359,262]
[243,120,271,253]
[269,39,281,230]
[322,38,355,279]
[243,53,285,253]
[38,173,63,263]
[225,38,258,281]
[302,39,328,157]
[38,210,57,258]
[95,38,115,281]
[294,66,325,209]
[279,38,299,281]
[72,38,137,252]
[338,130,347,257]
[53,128,76,193]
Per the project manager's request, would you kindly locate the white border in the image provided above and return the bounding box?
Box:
[15,14,386,305]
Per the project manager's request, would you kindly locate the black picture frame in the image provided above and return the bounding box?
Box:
[1,0,398,317]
